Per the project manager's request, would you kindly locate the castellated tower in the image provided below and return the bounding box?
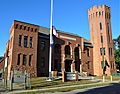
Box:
[88,5,116,76]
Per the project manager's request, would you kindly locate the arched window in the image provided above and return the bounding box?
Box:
[99,12,101,16]
[107,23,110,43]
[96,12,98,17]
[100,22,102,30]
[74,47,79,60]
[65,45,70,55]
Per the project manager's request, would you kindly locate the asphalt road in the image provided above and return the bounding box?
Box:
[74,83,120,94]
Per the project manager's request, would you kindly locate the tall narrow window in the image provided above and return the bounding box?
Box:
[30,37,32,48]
[111,48,112,56]
[41,57,45,67]
[24,36,28,48]
[41,41,45,50]
[31,28,33,32]
[87,49,90,57]
[17,54,21,65]
[109,48,111,56]
[99,12,101,16]
[35,28,37,32]
[107,23,110,43]
[24,26,26,30]
[29,55,32,66]
[88,61,90,70]
[104,48,106,55]
[19,35,22,46]
[23,54,27,65]
[15,24,18,29]
[27,27,30,31]
[100,48,102,55]
[100,22,102,30]
[20,25,22,30]
[101,36,103,43]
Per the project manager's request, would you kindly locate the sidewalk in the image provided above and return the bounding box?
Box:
[7,80,120,94]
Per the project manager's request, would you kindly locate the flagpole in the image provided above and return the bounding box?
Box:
[48,0,53,81]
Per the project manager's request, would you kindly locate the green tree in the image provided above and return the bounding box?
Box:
[114,35,120,70]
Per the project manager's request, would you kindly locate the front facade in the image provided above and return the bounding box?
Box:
[3,5,116,79]
[6,21,39,79]
[5,20,93,79]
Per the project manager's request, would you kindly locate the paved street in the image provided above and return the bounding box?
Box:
[66,83,120,94]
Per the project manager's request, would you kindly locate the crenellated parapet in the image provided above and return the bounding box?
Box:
[88,5,111,20]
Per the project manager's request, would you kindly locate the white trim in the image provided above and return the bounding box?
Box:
[60,35,76,41]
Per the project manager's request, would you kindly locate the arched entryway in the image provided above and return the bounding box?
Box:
[74,47,80,72]
[53,44,61,72]
[65,45,71,57]
[64,45,72,72]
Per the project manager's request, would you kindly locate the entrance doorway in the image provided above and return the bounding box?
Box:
[75,61,80,72]
[65,60,72,72]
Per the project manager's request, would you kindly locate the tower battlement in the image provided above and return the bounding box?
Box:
[88,5,110,12]
[88,5,111,20]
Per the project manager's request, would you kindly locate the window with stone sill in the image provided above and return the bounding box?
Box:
[23,54,27,65]
[41,41,45,51]
[19,35,22,46]
[24,36,28,48]
[30,37,33,48]
[17,53,21,65]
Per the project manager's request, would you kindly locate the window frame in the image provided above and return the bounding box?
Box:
[17,53,21,65]
[29,55,32,66]
[41,41,45,51]
[19,35,22,46]
[30,37,33,48]
[24,36,28,48]
[23,54,27,65]
[100,22,102,30]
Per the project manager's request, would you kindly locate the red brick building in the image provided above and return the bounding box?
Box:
[3,5,116,79]
[4,20,93,79]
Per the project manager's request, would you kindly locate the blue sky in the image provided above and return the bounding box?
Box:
[0,0,120,56]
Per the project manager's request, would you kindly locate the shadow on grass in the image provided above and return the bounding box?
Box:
[75,83,120,94]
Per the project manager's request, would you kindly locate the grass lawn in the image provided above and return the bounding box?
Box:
[17,82,112,94]
[30,77,95,89]
[95,76,120,81]
[13,76,120,94]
